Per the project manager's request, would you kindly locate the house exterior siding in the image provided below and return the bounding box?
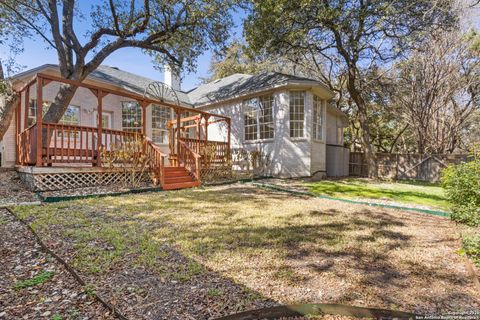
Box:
[201,89,341,178]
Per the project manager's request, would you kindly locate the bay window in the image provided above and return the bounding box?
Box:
[313,95,325,141]
[289,91,305,138]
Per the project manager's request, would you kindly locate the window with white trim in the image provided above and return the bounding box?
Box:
[243,94,274,141]
[289,91,305,138]
[312,95,325,140]
[151,104,172,144]
[122,101,142,133]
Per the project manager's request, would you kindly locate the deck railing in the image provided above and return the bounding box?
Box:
[144,139,167,185]
[178,139,201,182]
[180,138,229,166]
[18,123,142,166]
[18,124,37,165]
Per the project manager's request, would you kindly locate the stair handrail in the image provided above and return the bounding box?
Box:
[178,138,202,183]
[144,138,167,186]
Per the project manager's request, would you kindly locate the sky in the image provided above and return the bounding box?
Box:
[0,1,247,92]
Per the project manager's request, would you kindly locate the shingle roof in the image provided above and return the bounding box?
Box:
[90,66,192,105]
[187,72,327,106]
[13,64,192,106]
[13,65,330,107]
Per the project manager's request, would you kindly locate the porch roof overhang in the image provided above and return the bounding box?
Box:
[22,73,229,121]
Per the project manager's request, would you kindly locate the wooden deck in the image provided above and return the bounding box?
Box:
[15,73,232,190]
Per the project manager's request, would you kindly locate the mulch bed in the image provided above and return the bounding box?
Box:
[0,170,40,206]
[0,208,114,319]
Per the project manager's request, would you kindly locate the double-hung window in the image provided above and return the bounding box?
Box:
[289,91,305,138]
[28,100,80,138]
[27,100,53,127]
[243,94,274,141]
[122,101,142,133]
[312,95,325,141]
[151,104,172,144]
[28,100,80,126]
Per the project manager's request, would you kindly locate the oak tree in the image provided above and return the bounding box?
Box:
[244,0,457,177]
[0,0,235,139]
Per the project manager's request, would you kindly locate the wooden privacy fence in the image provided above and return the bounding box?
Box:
[349,152,469,182]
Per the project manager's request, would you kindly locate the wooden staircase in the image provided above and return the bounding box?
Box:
[162,166,201,190]
[145,139,200,191]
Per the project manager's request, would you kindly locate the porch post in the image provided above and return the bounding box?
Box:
[15,96,21,165]
[204,115,210,142]
[176,109,181,163]
[196,115,201,153]
[141,100,147,135]
[24,86,29,130]
[226,118,231,151]
[96,90,103,167]
[35,76,43,167]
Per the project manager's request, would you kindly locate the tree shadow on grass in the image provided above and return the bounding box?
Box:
[41,185,478,315]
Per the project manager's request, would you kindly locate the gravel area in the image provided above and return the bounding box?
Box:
[0,170,40,206]
[0,208,115,320]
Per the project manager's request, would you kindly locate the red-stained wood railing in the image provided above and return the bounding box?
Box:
[180,137,229,166]
[18,124,37,165]
[18,123,140,166]
[144,138,167,185]
[178,139,201,182]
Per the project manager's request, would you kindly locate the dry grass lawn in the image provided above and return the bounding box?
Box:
[12,184,479,318]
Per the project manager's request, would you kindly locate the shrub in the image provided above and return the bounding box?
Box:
[461,234,480,267]
[442,150,480,226]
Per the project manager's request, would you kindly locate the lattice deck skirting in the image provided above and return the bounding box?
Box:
[17,166,151,191]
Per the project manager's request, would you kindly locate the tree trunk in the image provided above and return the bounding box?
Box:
[0,94,19,140]
[41,83,78,146]
[356,103,377,178]
[42,83,78,123]
[0,61,19,140]
[346,71,377,178]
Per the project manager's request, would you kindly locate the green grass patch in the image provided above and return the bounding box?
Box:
[207,288,224,297]
[14,271,54,290]
[305,178,449,210]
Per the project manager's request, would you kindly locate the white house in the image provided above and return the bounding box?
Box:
[1,64,349,180]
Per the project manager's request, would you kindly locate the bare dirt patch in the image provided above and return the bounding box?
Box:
[10,184,480,318]
[0,208,113,319]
